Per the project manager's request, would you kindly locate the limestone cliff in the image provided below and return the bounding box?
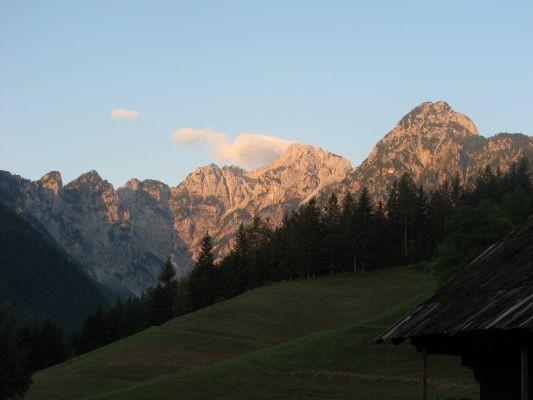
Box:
[1,101,530,295]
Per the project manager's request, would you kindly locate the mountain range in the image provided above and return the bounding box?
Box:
[1,101,531,297]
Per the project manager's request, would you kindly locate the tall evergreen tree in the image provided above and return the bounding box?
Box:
[19,319,67,374]
[295,199,321,278]
[354,187,375,271]
[322,193,342,274]
[188,233,218,309]
[150,258,178,325]
[246,217,273,286]
[196,233,216,268]
[374,200,389,267]
[387,174,418,264]
[449,172,464,209]
[221,224,250,297]
[0,305,32,400]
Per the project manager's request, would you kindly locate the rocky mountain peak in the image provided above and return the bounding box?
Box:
[39,171,63,195]
[392,100,478,139]
[123,178,142,190]
[66,170,111,192]
[260,142,352,174]
[347,101,530,203]
[139,180,171,202]
[1,101,528,297]
[185,164,223,181]
[270,142,322,163]
[120,178,170,203]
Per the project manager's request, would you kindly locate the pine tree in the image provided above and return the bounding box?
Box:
[322,193,341,274]
[223,224,250,297]
[26,319,66,373]
[159,258,177,288]
[233,224,248,259]
[341,191,355,217]
[413,185,429,261]
[374,200,388,267]
[449,172,464,209]
[174,277,193,316]
[339,191,356,271]
[75,307,106,355]
[428,188,451,251]
[354,187,375,271]
[196,233,215,269]
[323,192,341,227]
[295,198,321,278]
[188,233,218,309]
[245,217,273,286]
[387,174,417,264]
[150,258,178,325]
[0,305,32,399]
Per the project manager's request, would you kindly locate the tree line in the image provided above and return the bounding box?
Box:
[0,306,65,399]
[183,159,531,306]
[2,159,530,399]
[75,159,531,353]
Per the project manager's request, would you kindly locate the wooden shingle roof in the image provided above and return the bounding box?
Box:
[377,217,533,343]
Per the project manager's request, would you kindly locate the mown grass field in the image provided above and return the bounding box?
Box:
[27,267,479,400]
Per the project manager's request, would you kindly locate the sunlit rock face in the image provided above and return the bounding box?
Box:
[0,101,530,295]
[170,143,353,257]
[342,101,532,201]
[175,102,530,258]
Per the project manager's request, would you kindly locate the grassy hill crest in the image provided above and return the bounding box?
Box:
[27,267,478,400]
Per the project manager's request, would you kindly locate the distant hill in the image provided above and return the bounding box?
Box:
[0,203,107,330]
[26,268,478,400]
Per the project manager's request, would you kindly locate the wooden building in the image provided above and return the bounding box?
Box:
[377,218,533,400]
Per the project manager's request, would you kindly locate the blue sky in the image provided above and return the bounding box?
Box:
[1,1,532,186]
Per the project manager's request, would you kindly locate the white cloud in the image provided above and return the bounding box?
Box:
[110,108,140,121]
[171,128,295,169]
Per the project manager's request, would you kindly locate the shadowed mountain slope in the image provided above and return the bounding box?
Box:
[0,203,106,330]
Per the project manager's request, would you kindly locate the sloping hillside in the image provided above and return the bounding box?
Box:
[0,203,106,330]
[27,268,478,399]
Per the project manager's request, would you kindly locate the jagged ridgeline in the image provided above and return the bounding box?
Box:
[0,101,531,298]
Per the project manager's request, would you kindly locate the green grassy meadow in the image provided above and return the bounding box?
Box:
[27,268,479,400]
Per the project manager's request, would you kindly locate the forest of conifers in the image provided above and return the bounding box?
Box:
[1,158,531,399]
[73,158,532,354]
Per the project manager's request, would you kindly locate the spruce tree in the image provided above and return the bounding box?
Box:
[25,319,66,373]
[230,224,250,294]
[0,305,32,399]
[449,172,463,209]
[159,258,177,288]
[150,258,178,325]
[188,233,218,309]
[322,193,341,274]
[355,187,375,271]
[387,174,417,264]
[244,217,273,286]
[290,199,321,278]
[196,233,215,269]
[339,192,356,271]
